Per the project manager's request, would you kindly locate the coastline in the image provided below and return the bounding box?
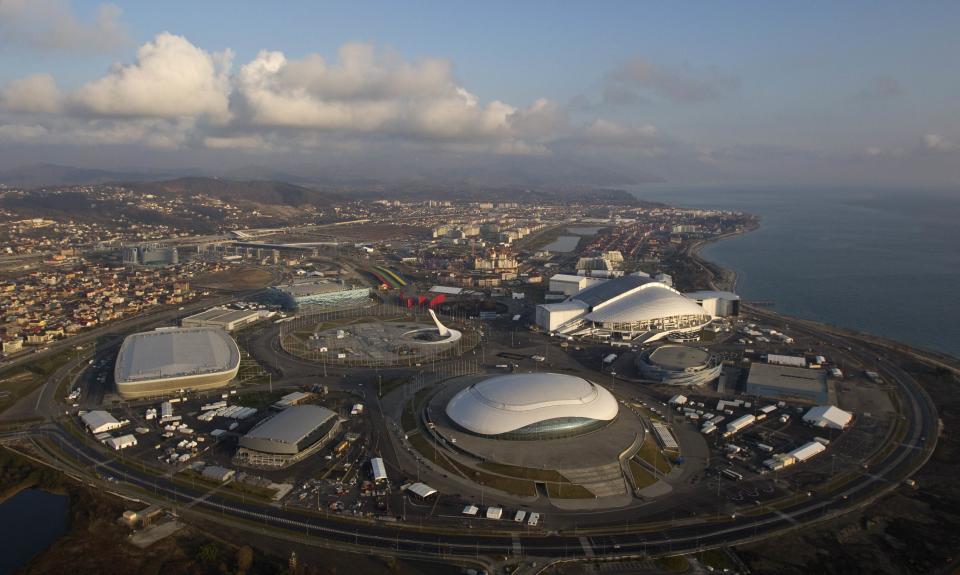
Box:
[686,221,960,371]
[685,222,758,292]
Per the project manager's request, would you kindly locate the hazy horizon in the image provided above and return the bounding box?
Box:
[1,1,958,188]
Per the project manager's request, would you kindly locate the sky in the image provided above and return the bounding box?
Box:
[0,0,958,186]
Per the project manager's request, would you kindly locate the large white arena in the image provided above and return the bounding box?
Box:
[536,275,714,343]
[445,373,619,440]
[114,327,241,399]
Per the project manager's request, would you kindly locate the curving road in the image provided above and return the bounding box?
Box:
[2,319,937,567]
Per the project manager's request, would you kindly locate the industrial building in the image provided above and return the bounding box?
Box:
[406,482,437,500]
[271,391,313,410]
[81,410,122,434]
[803,405,853,430]
[535,275,712,342]
[105,434,138,450]
[181,307,262,331]
[235,405,341,469]
[267,279,370,310]
[637,345,722,386]
[745,363,829,404]
[445,373,619,440]
[548,274,607,297]
[201,465,236,483]
[122,243,179,266]
[114,327,241,399]
[683,291,741,317]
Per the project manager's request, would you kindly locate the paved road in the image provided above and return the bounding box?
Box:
[1,293,939,566]
[3,325,936,566]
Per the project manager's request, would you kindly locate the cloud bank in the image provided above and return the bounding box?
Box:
[0,26,955,186]
[0,0,128,52]
[0,32,664,159]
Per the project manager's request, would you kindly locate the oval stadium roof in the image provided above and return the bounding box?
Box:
[445,373,618,436]
[115,327,240,384]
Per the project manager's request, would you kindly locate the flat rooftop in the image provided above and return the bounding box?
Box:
[116,327,240,383]
[746,362,827,394]
[271,280,347,297]
[648,345,711,369]
[184,308,260,324]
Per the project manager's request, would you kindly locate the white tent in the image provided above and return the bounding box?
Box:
[803,405,853,430]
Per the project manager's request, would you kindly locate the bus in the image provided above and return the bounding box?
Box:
[721,468,744,481]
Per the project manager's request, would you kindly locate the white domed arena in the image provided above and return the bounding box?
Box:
[445,373,619,440]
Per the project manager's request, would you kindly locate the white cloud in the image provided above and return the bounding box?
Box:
[0,35,666,158]
[232,45,527,143]
[203,135,268,150]
[1,74,62,114]
[923,133,954,151]
[72,33,233,121]
[0,123,50,142]
[0,0,128,52]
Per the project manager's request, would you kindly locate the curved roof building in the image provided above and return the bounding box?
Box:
[114,327,240,399]
[236,405,342,468]
[445,373,618,440]
[536,275,712,342]
[638,345,721,386]
[240,405,338,455]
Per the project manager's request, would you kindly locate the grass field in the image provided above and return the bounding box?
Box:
[407,433,537,496]
[629,459,659,489]
[546,481,594,499]
[635,435,674,473]
[0,348,75,414]
[478,461,569,483]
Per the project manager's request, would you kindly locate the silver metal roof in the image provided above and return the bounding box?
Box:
[115,327,240,383]
[183,308,260,324]
[746,362,827,394]
[584,283,708,323]
[648,345,712,369]
[445,373,618,436]
[571,275,653,308]
[242,404,337,445]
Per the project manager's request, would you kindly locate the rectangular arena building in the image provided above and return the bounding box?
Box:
[745,362,829,404]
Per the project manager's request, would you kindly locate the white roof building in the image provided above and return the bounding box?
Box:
[803,405,853,430]
[114,327,240,399]
[789,441,827,462]
[407,483,437,498]
[81,410,122,434]
[105,434,137,450]
[445,373,618,439]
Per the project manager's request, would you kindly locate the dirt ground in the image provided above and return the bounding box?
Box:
[734,358,960,575]
[193,267,274,291]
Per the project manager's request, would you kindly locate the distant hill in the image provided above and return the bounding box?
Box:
[123,177,343,207]
[0,163,173,188]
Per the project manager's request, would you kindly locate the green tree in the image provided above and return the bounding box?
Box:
[236,545,254,574]
[197,543,220,564]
